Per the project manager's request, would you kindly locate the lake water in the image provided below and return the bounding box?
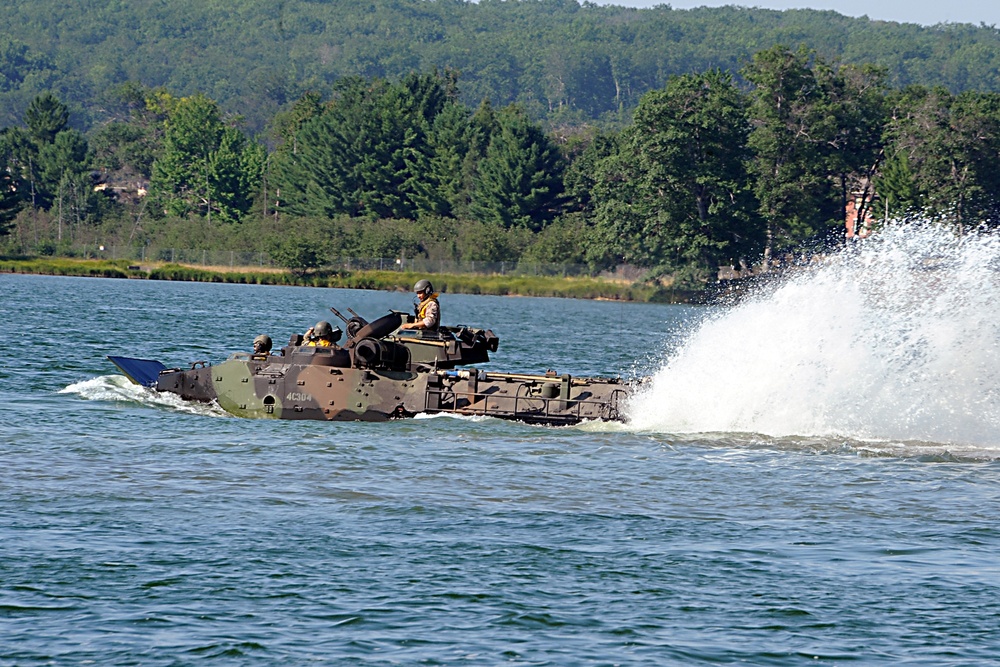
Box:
[4,225,1000,665]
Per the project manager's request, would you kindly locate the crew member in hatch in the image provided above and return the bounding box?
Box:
[303,320,342,347]
[400,279,440,331]
[252,334,273,356]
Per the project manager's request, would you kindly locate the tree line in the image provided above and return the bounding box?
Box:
[3,0,1000,133]
[3,46,1000,286]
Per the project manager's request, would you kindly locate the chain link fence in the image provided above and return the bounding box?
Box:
[67,245,648,280]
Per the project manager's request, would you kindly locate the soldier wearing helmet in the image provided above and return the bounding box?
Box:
[400,278,440,331]
[252,334,272,356]
[303,320,342,347]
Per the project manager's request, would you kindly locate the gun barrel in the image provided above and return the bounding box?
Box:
[329,306,351,325]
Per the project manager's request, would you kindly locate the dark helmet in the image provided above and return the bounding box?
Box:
[313,321,343,343]
[253,334,272,352]
[414,279,433,295]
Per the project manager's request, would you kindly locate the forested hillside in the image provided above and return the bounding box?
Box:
[3,2,1000,289]
[6,47,999,288]
[2,0,1000,131]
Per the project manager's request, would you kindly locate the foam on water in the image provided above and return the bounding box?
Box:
[627,222,1000,449]
[62,374,230,417]
[413,412,492,422]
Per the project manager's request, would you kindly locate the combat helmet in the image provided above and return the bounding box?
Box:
[253,334,272,353]
[313,320,342,343]
[413,279,433,295]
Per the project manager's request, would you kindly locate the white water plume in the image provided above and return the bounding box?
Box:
[627,222,1000,448]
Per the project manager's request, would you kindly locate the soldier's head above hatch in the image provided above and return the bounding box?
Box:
[413,279,433,299]
[253,334,272,354]
[310,320,342,345]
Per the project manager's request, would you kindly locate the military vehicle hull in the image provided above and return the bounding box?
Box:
[109,310,629,426]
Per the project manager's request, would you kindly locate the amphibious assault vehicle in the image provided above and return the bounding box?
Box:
[109,307,629,426]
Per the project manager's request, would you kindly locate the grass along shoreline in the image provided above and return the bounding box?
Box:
[0,257,707,303]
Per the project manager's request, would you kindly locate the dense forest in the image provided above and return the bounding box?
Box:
[2,0,1000,131]
[2,1,1000,286]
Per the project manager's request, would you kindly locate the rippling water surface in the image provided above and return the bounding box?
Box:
[4,229,1000,666]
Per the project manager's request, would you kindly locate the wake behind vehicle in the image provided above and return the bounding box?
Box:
[109,307,629,426]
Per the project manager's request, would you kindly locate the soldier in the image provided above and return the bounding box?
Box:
[303,320,342,347]
[400,278,440,331]
[252,334,272,356]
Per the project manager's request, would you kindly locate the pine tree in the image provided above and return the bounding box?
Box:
[7,94,91,217]
[0,131,23,234]
[876,151,922,218]
[25,92,69,144]
[469,105,564,232]
[273,73,457,220]
[416,101,470,217]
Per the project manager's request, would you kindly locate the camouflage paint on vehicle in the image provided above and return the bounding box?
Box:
[110,308,631,426]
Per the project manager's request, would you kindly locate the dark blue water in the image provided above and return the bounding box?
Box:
[3,272,1000,665]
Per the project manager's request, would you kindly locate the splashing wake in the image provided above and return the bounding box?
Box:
[627,223,1000,448]
[62,375,230,418]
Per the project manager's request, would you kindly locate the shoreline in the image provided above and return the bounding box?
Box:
[0,257,709,303]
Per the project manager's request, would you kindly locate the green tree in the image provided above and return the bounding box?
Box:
[209,127,266,224]
[39,128,92,232]
[520,213,591,264]
[90,120,157,180]
[269,90,325,159]
[271,234,323,275]
[881,86,1000,229]
[542,41,618,117]
[935,91,1000,226]
[875,150,922,218]
[817,63,889,232]
[1,94,75,212]
[453,98,498,218]
[744,46,838,261]
[24,92,68,144]
[419,101,471,217]
[0,130,24,234]
[326,78,422,218]
[562,130,617,214]
[1,126,38,209]
[38,129,88,190]
[150,93,261,222]
[469,104,564,231]
[591,70,761,278]
[151,93,224,218]
[273,72,457,220]
[90,82,169,183]
[3,94,94,226]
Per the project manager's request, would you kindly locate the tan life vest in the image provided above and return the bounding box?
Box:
[417,294,440,329]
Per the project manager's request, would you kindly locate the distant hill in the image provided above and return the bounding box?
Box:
[2,0,1000,132]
